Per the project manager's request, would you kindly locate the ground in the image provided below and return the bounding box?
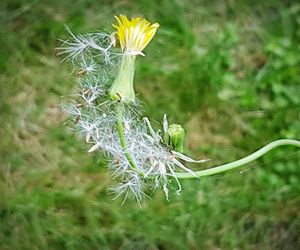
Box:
[0,0,300,249]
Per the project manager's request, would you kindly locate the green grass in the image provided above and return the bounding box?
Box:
[1,0,300,249]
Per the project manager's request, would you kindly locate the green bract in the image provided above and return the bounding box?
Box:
[109,55,136,103]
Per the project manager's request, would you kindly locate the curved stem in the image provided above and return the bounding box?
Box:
[175,139,300,179]
[116,104,136,170]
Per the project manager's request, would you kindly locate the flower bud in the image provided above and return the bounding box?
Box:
[168,124,185,153]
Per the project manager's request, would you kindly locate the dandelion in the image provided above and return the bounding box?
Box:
[109,15,159,103]
[59,15,300,204]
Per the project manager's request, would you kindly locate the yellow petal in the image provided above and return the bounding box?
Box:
[112,15,159,54]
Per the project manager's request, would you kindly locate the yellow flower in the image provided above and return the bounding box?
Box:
[109,15,159,103]
[113,15,159,56]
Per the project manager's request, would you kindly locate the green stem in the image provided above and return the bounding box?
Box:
[175,139,300,179]
[116,104,136,170]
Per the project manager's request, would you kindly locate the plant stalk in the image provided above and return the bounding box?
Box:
[175,139,300,179]
[116,104,137,170]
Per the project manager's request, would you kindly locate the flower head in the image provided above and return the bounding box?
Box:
[113,15,159,56]
[109,15,159,102]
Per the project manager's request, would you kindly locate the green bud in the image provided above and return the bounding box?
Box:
[109,55,136,103]
[168,124,185,153]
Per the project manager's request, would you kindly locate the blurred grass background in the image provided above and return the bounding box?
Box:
[1,0,300,249]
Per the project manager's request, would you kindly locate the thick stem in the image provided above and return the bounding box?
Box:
[116,104,136,170]
[175,139,300,179]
